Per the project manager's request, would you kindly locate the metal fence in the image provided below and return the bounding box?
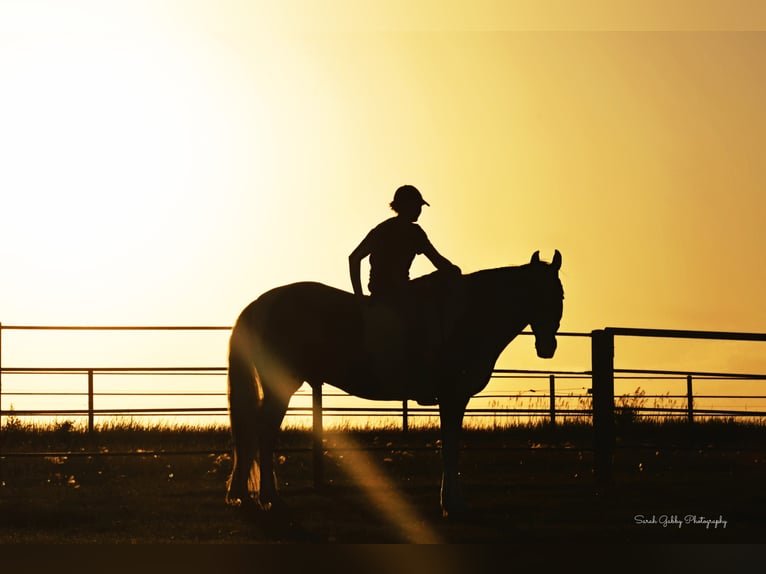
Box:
[590,327,766,484]
[1,324,765,432]
[2,323,766,490]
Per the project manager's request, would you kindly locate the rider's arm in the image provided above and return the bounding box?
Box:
[422,241,461,276]
[349,237,372,296]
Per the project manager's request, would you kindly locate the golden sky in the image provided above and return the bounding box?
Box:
[1,1,765,379]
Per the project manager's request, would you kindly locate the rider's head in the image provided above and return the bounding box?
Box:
[390,185,429,221]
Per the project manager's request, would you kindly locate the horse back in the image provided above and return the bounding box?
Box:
[237,282,365,382]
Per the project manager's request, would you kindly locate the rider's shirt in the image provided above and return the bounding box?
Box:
[364,217,432,298]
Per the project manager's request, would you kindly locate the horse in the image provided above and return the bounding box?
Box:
[225,250,563,517]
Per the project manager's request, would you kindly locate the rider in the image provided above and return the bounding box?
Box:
[349,184,460,300]
[349,184,461,404]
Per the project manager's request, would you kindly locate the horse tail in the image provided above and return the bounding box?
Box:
[225,318,262,506]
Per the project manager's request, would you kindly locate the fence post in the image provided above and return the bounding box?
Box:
[87,370,94,433]
[686,374,694,425]
[549,374,556,426]
[591,329,615,485]
[312,382,324,489]
[402,399,409,433]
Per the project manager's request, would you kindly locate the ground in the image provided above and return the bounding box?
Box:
[1,425,763,544]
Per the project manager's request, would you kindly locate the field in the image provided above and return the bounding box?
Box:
[1,419,765,544]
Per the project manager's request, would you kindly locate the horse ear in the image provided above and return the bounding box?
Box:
[552,250,562,271]
[531,251,541,264]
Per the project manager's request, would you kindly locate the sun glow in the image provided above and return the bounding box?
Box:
[0,2,273,323]
[1,2,765,407]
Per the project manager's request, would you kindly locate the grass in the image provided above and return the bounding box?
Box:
[0,408,766,462]
[2,409,765,543]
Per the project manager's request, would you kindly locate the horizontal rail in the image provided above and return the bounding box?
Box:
[0,325,231,331]
[605,327,766,341]
[3,392,225,396]
[615,368,766,380]
[5,408,758,417]
[493,369,591,376]
[4,366,765,381]
[0,367,226,375]
[0,325,588,333]
[0,406,583,415]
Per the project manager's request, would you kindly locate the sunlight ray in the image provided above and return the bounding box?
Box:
[328,432,442,544]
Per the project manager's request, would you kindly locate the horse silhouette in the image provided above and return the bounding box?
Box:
[226,250,563,517]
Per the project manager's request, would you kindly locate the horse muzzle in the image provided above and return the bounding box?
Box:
[535,338,557,359]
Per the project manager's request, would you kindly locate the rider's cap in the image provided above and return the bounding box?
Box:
[391,185,430,210]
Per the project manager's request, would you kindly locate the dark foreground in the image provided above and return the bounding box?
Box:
[0,424,764,543]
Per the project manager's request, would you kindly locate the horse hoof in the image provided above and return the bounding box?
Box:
[225,493,253,508]
[442,508,468,520]
[441,501,469,520]
[259,496,288,514]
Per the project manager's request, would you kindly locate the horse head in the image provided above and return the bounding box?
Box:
[528,250,563,359]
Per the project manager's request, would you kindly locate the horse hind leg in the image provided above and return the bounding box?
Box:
[226,403,261,508]
[226,332,263,507]
[255,388,294,511]
[226,423,260,508]
[227,393,287,512]
[227,384,292,511]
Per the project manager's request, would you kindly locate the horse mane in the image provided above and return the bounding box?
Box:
[406,262,562,308]
[465,262,564,296]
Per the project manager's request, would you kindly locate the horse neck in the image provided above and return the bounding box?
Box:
[461,266,536,342]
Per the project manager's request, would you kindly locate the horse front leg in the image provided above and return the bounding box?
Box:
[438,393,469,518]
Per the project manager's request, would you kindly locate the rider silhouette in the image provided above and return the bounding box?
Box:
[349,184,460,300]
[349,184,460,405]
